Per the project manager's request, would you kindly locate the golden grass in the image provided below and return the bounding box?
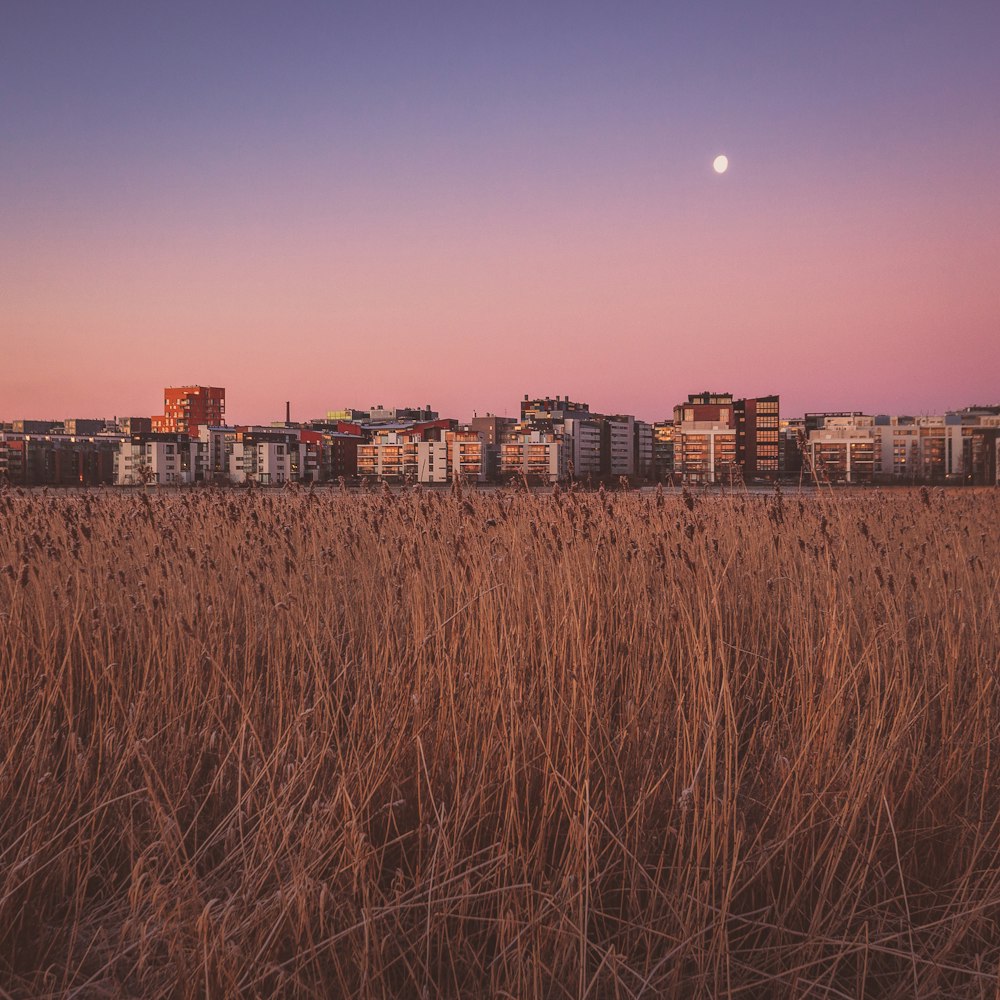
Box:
[1,484,998,998]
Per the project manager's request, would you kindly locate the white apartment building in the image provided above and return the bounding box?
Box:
[807,417,877,483]
[357,432,450,483]
[449,430,488,482]
[812,414,975,483]
[500,431,565,483]
[230,439,296,484]
[116,437,197,485]
[673,422,737,484]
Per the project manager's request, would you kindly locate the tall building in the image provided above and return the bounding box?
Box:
[448,428,489,482]
[600,414,635,477]
[152,386,225,436]
[733,395,780,478]
[779,418,805,476]
[562,417,602,480]
[672,393,736,483]
[652,422,675,481]
[672,391,779,481]
[634,420,653,480]
[673,422,738,484]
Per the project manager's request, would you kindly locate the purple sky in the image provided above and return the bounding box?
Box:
[2,1,998,423]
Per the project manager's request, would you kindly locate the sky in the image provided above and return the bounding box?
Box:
[2,1,998,423]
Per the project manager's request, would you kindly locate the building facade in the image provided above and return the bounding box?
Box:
[500,430,565,483]
[152,386,225,436]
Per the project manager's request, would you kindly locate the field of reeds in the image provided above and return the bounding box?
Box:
[1,484,998,998]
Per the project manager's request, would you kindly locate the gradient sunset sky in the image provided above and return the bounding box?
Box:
[3,1,998,423]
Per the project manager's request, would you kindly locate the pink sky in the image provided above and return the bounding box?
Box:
[3,5,998,423]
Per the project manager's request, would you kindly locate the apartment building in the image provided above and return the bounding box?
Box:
[322,431,362,480]
[673,422,738,484]
[652,422,675,480]
[634,420,653,480]
[671,391,779,482]
[151,386,225,435]
[116,434,197,485]
[470,414,515,479]
[500,430,565,483]
[448,428,489,482]
[228,429,303,485]
[806,416,877,483]
[601,414,635,477]
[562,417,602,480]
[672,393,736,483]
[734,395,780,477]
[0,432,121,486]
[780,418,805,476]
[358,430,449,483]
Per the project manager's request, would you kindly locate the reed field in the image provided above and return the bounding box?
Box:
[1,483,999,998]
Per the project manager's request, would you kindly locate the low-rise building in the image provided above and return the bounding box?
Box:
[116,433,197,485]
[228,429,303,485]
[358,430,449,483]
[448,428,488,482]
[807,416,876,483]
[500,430,565,483]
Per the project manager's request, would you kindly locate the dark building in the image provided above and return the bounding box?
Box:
[962,427,1000,485]
[470,415,515,480]
[780,419,805,476]
[520,395,590,423]
[470,414,516,446]
[115,417,153,435]
[324,431,362,480]
[63,418,107,436]
[12,419,61,434]
[2,434,119,486]
[734,395,780,478]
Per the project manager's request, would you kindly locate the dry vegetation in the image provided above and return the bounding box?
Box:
[1,484,999,998]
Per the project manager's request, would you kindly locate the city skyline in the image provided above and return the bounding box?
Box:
[2,380,999,428]
[3,3,999,420]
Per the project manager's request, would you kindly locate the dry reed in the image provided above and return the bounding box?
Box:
[0,486,998,998]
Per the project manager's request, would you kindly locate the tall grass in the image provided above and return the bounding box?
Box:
[1,485,998,998]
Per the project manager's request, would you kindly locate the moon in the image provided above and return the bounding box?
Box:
[713,154,729,174]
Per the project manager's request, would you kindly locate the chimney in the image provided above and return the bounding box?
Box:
[286,401,290,424]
